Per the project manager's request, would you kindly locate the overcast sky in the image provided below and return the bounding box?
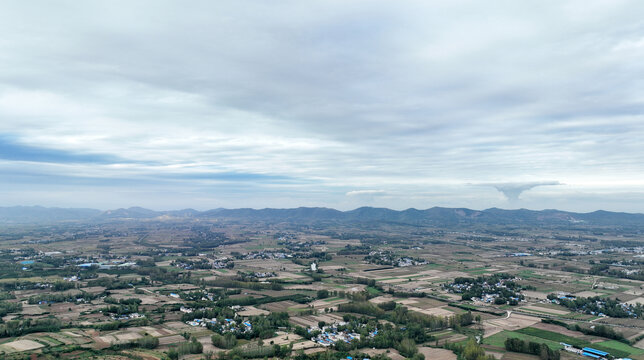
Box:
[1,1,644,212]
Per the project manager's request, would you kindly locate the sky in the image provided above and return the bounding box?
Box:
[1,1,644,212]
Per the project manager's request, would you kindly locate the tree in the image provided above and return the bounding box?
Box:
[397,338,418,357]
[462,338,495,360]
[212,333,237,349]
[137,335,159,349]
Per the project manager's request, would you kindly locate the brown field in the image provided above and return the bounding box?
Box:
[361,347,405,360]
[369,295,397,304]
[96,334,118,344]
[46,331,92,345]
[532,322,592,339]
[21,304,47,315]
[626,297,644,306]
[407,305,454,317]
[633,336,644,350]
[520,304,570,315]
[1,339,45,352]
[158,283,200,291]
[109,289,168,305]
[574,291,606,297]
[397,298,419,305]
[158,334,187,346]
[115,332,143,342]
[485,350,505,359]
[522,290,549,300]
[63,330,84,337]
[290,316,318,328]
[163,321,192,331]
[380,278,408,284]
[304,347,327,355]
[197,335,222,354]
[263,333,303,346]
[418,347,457,360]
[483,312,540,337]
[290,313,343,328]
[292,340,317,350]
[319,265,346,271]
[274,271,309,280]
[596,316,644,329]
[260,300,307,313]
[82,286,107,294]
[437,333,467,345]
[624,288,644,296]
[309,297,350,309]
[237,305,270,316]
[343,284,367,293]
[285,283,333,291]
[137,326,175,337]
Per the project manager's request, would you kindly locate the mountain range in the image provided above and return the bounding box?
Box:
[1,205,644,227]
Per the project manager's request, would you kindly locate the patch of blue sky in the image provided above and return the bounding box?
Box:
[0,134,122,164]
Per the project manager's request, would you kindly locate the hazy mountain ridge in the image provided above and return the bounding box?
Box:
[1,205,644,227]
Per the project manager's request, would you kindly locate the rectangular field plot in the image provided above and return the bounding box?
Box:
[482,330,564,350]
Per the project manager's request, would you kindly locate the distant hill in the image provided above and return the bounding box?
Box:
[100,206,162,219]
[0,205,643,227]
[202,207,344,221]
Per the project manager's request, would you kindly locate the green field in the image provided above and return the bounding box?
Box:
[424,263,445,269]
[516,327,585,347]
[427,329,455,338]
[594,340,644,357]
[323,297,341,302]
[482,330,564,350]
[516,270,547,280]
[519,307,558,316]
[512,327,644,358]
[366,286,381,295]
[37,335,64,346]
[466,269,492,275]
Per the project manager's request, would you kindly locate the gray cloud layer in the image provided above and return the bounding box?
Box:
[1,1,644,211]
[490,182,562,202]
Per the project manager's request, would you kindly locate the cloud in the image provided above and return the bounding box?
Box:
[488,181,562,201]
[613,37,644,51]
[1,1,644,210]
[346,190,386,196]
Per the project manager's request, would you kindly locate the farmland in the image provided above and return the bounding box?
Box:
[1,208,644,359]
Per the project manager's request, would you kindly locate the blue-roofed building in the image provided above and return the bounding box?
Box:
[79,263,99,268]
[582,347,609,359]
[582,352,601,359]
